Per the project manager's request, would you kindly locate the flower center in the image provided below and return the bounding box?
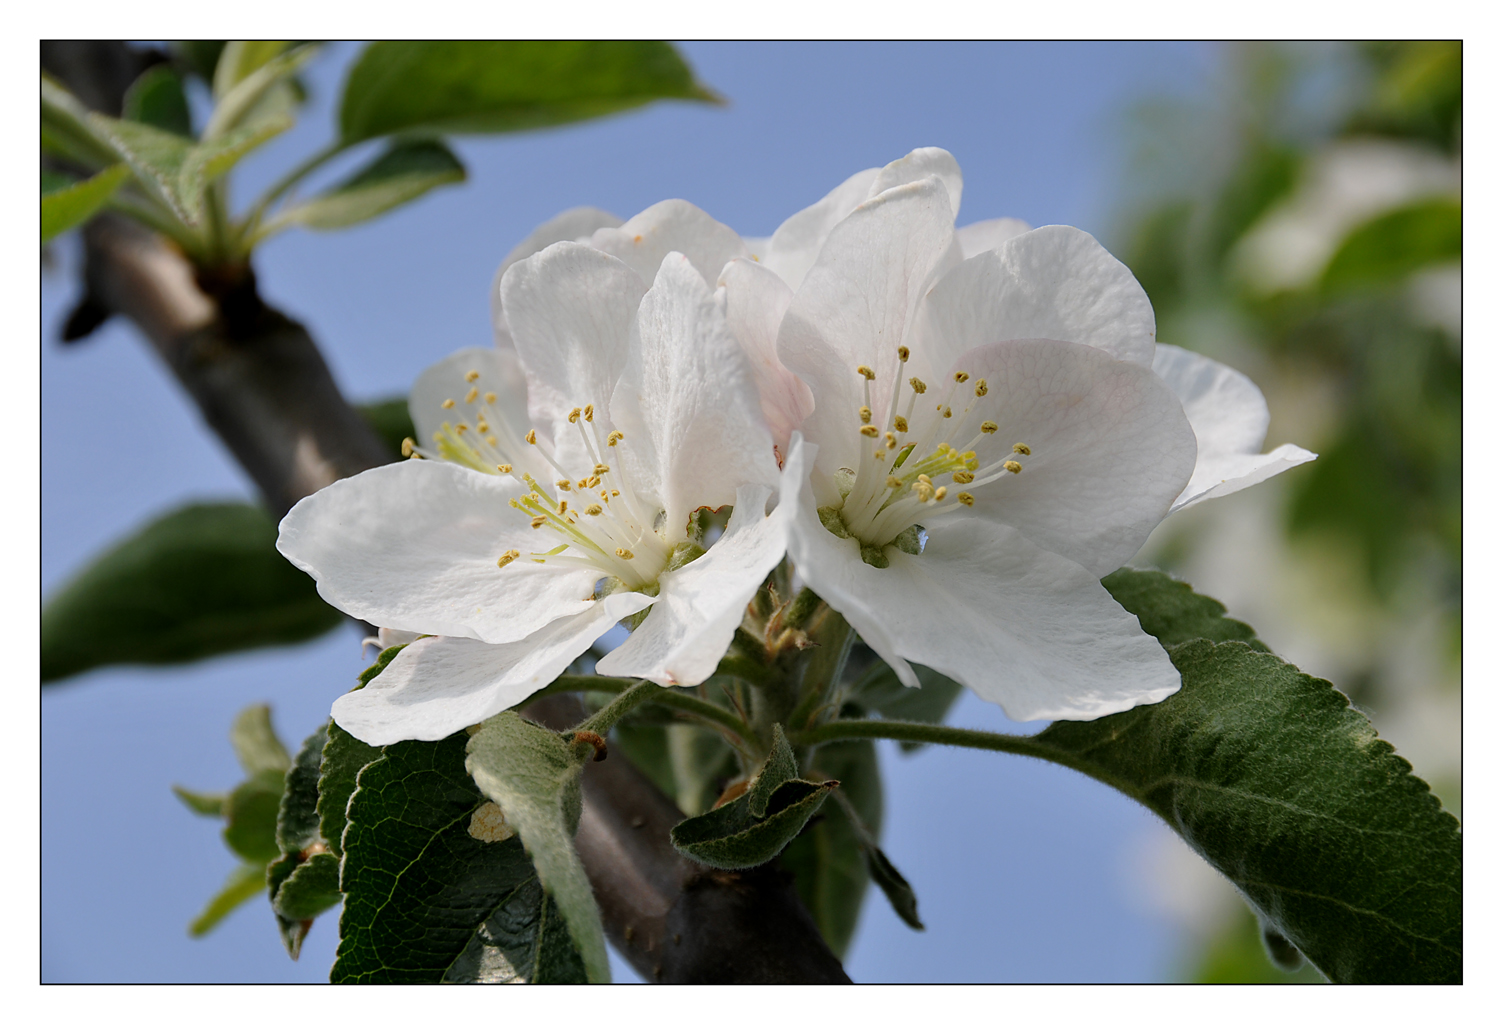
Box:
[406,368,674,590]
[819,348,1031,563]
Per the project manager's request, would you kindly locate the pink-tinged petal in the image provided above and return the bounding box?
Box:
[870,146,963,220]
[781,433,920,687]
[777,178,961,494]
[499,242,645,468]
[956,217,1031,258]
[331,590,655,744]
[760,166,881,291]
[866,516,1180,721]
[591,199,748,287]
[491,207,622,350]
[718,257,814,456]
[613,254,780,527]
[277,459,602,643]
[947,338,1197,577]
[1152,344,1317,511]
[598,484,789,686]
[916,225,1157,371]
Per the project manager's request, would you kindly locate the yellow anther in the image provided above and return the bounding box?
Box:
[975,379,988,397]
[584,475,599,488]
[465,387,479,404]
[531,516,547,529]
[568,407,582,423]
[954,371,970,383]
[981,421,999,434]
[584,504,603,516]
[857,365,876,380]
[1004,460,1023,474]
[401,437,415,457]
[886,477,902,488]
[615,548,635,560]
[584,404,594,422]
[465,369,480,383]
[607,431,624,446]
[455,423,469,434]
[497,549,520,567]
[1012,442,1032,456]
[874,450,886,461]
[897,345,910,362]
[933,486,948,501]
[859,406,872,424]
[558,500,568,514]
[885,432,897,449]
[441,398,456,409]
[557,479,572,491]
[909,377,927,394]
[953,470,975,484]
[477,420,490,433]
[484,392,497,404]
[486,436,498,446]
[916,484,933,503]
[611,489,620,497]
[893,415,909,433]
[918,474,932,484]
[958,492,975,506]
[860,425,879,438]
[525,429,537,444]
[496,464,513,473]
[594,463,609,474]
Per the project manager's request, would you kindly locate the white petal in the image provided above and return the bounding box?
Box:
[331,590,654,744]
[500,242,645,466]
[408,347,549,475]
[1152,344,1317,511]
[870,146,963,221]
[947,339,1198,577]
[591,199,748,287]
[598,484,789,686]
[277,459,602,643]
[718,257,814,457]
[866,516,1180,721]
[956,217,1032,258]
[781,433,920,688]
[777,177,960,496]
[760,166,881,291]
[491,207,623,350]
[916,225,1158,371]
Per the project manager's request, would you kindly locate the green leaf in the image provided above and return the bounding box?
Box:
[41,502,344,682]
[747,724,798,817]
[273,852,341,920]
[781,738,883,957]
[1036,568,1463,984]
[188,863,266,937]
[222,770,286,864]
[333,730,585,983]
[357,397,416,460]
[276,725,327,853]
[123,66,192,137]
[670,777,837,872]
[172,785,227,817]
[41,163,130,243]
[173,41,227,84]
[1321,198,1461,293]
[848,660,964,750]
[271,140,465,233]
[318,721,386,859]
[230,703,291,777]
[212,41,295,98]
[41,76,120,167]
[865,845,923,932]
[338,41,720,145]
[465,713,609,983]
[204,43,316,141]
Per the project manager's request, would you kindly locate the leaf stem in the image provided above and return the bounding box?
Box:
[786,609,855,733]
[236,140,346,248]
[792,718,1093,777]
[569,678,661,737]
[531,674,757,746]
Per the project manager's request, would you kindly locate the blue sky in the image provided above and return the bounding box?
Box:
[42,41,1218,982]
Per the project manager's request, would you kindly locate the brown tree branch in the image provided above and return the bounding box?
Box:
[44,40,850,983]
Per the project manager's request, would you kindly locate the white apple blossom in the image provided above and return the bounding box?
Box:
[720,148,1316,721]
[277,243,788,744]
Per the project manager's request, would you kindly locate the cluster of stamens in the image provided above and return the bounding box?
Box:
[829,346,1032,550]
[404,368,669,589]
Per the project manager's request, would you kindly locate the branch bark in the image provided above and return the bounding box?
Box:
[44,40,850,983]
